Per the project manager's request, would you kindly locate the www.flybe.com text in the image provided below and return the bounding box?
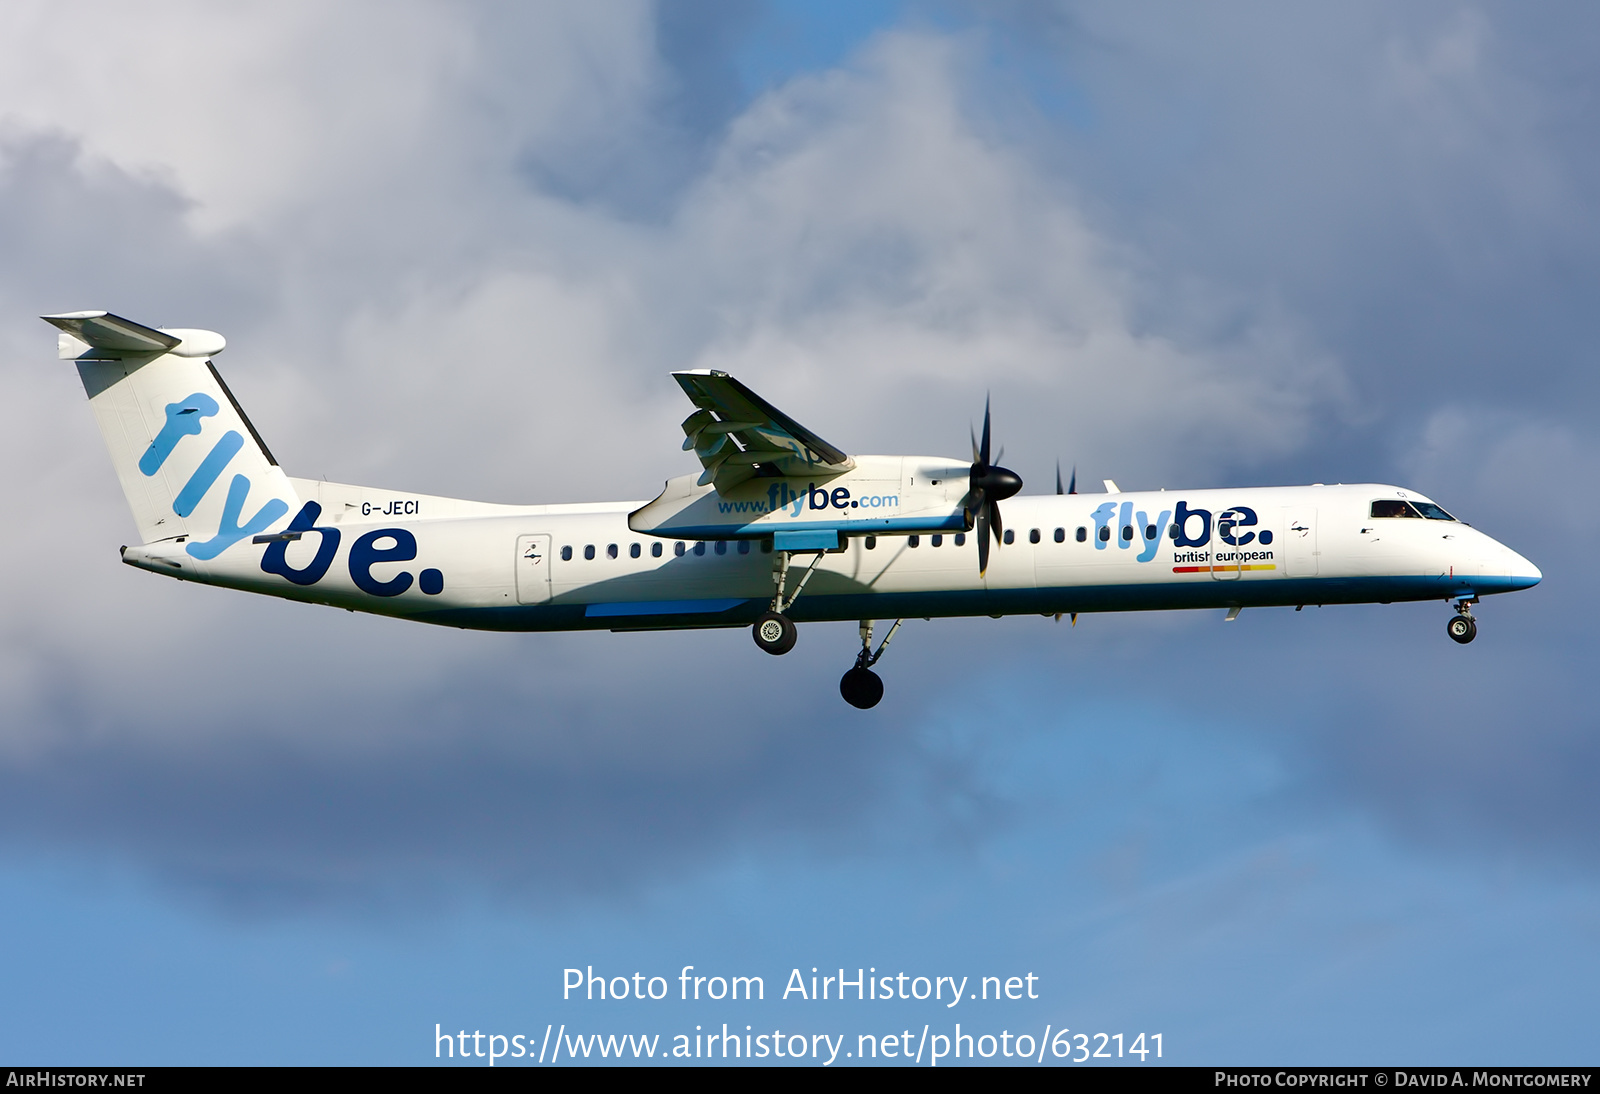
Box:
[718,483,900,516]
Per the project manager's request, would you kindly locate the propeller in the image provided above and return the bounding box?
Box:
[966,396,1023,576]
[1055,462,1077,495]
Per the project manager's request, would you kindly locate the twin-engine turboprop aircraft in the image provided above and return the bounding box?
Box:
[47,311,1541,708]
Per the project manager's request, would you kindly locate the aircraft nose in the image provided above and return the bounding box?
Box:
[1506,547,1542,588]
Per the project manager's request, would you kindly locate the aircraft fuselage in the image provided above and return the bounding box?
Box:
[122,479,1540,632]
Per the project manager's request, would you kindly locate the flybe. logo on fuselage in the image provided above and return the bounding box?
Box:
[1087,500,1275,565]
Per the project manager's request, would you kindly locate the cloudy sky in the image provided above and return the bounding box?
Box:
[1,0,1596,1065]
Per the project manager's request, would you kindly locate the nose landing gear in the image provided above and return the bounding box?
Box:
[1447,597,1478,644]
[840,619,902,709]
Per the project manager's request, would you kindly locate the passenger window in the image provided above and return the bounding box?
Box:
[607,543,618,559]
[1145,525,1157,540]
[1099,527,1111,542]
[1370,499,1420,518]
[1168,524,1179,540]
[629,543,641,558]
[1121,526,1133,542]
[1075,527,1086,542]
[674,541,685,556]
[714,540,727,555]
[909,535,920,548]
[865,535,877,550]
[694,542,707,556]
[560,545,572,561]
[738,540,750,554]
[954,532,966,546]
[1029,528,1040,544]
[584,545,595,560]
[1054,528,1065,543]
[1003,529,1015,545]
[651,542,663,558]
[931,534,943,547]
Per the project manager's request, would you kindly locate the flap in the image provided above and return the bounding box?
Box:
[673,370,855,495]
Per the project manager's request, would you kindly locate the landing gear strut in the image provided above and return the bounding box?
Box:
[1447,597,1478,645]
[751,550,825,656]
[840,618,902,709]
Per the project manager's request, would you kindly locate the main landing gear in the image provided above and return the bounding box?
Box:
[1447,597,1478,645]
[840,618,903,710]
[752,550,824,656]
[753,611,797,655]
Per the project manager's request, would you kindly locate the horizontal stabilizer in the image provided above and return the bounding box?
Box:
[42,311,225,360]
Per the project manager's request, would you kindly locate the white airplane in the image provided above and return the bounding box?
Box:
[46,311,1542,708]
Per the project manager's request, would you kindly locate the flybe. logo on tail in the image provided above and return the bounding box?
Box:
[140,393,287,560]
[258,501,445,598]
[143,392,447,598]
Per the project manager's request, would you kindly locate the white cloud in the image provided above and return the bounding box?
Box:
[0,2,660,232]
[0,13,1353,759]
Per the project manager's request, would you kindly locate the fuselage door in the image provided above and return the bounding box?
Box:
[516,534,553,604]
[1282,509,1318,576]
[1211,508,1243,580]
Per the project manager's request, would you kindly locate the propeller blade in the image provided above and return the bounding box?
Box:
[991,499,1005,546]
[970,424,980,465]
[976,505,991,576]
[1068,465,1077,495]
[1056,461,1064,495]
[979,396,992,467]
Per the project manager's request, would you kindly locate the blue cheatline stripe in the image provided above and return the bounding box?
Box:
[585,598,749,618]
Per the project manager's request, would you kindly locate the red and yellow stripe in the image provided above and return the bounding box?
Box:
[1172,564,1277,574]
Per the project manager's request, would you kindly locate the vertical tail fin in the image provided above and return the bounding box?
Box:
[46,311,299,558]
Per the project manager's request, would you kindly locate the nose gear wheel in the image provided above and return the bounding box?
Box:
[839,619,902,709]
[840,666,884,709]
[1447,598,1477,644]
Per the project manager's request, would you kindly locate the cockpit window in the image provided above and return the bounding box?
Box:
[1370,499,1421,518]
[1369,499,1457,521]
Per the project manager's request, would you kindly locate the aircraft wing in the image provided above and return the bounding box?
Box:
[673,370,855,494]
